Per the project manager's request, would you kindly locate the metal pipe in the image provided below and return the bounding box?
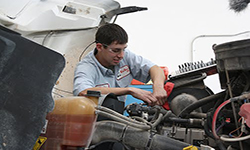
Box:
[190,31,250,62]
[225,70,243,150]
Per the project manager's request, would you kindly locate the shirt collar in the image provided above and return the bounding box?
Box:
[90,49,114,75]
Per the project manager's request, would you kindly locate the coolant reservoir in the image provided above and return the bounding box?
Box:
[41,91,100,150]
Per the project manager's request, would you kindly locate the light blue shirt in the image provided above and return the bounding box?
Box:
[73,48,155,102]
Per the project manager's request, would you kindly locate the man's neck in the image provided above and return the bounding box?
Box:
[95,52,114,71]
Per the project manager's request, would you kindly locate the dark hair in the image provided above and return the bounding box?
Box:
[95,23,128,46]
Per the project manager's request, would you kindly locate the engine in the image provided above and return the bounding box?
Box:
[90,38,250,150]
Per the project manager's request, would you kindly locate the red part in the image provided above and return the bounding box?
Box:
[130,79,145,85]
[131,66,169,85]
[160,66,169,80]
[225,118,231,123]
[162,82,175,110]
[239,103,250,128]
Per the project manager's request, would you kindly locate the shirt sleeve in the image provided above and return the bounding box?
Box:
[124,49,156,83]
[73,61,96,96]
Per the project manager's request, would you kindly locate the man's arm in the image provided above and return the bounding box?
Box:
[149,65,168,105]
[78,87,129,96]
[78,65,167,106]
[78,87,158,106]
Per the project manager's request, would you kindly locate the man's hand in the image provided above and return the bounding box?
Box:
[153,86,168,106]
[149,65,168,106]
[128,87,158,106]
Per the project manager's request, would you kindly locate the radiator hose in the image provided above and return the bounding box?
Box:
[90,121,200,150]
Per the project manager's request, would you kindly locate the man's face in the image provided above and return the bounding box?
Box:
[96,41,127,68]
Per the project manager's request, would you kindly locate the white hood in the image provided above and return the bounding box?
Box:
[0,0,120,32]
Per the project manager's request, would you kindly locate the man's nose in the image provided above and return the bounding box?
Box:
[117,50,124,58]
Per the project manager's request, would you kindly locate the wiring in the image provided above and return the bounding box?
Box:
[216,119,225,133]
[42,31,54,46]
[229,127,242,138]
[53,87,73,94]
[212,93,250,141]
[220,134,250,142]
[79,41,96,61]
[52,91,64,97]
[52,87,73,98]
[212,99,230,139]
[131,116,153,126]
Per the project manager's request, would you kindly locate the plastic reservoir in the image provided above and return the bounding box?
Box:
[41,95,99,150]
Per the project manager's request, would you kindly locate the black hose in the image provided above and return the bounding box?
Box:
[216,140,227,150]
[168,117,189,123]
[178,91,226,118]
[189,112,207,118]
[204,118,214,139]
[203,120,227,150]
[91,121,201,150]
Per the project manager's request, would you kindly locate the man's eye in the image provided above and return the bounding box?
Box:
[112,49,120,53]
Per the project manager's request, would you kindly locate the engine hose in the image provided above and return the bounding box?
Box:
[189,112,207,118]
[204,120,227,150]
[204,119,214,139]
[131,116,153,126]
[91,121,201,150]
[151,113,163,128]
[215,141,227,150]
[96,105,146,125]
[95,110,151,130]
[168,117,189,124]
[166,117,203,126]
[162,110,176,120]
[178,91,226,118]
[96,106,164,129]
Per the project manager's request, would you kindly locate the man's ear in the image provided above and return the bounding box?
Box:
[96,43,103,51]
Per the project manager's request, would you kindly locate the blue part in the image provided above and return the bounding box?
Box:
[124,85,153,116]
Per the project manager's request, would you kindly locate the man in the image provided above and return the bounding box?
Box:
[73,23,167,150]
[73,23,167,107]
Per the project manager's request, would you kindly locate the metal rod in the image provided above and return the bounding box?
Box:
[225,70,243,150]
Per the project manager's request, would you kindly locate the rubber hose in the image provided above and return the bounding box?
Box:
[95,110,151,130]
[97,106,164,129]
[96,105,146,125]
[151,113,163,128]
[178,91,226,118]
[91,121,200,150]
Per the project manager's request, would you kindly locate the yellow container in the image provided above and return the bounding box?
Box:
[42,95,98,150]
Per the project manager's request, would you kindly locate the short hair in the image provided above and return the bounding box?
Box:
[95,23,128,46]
